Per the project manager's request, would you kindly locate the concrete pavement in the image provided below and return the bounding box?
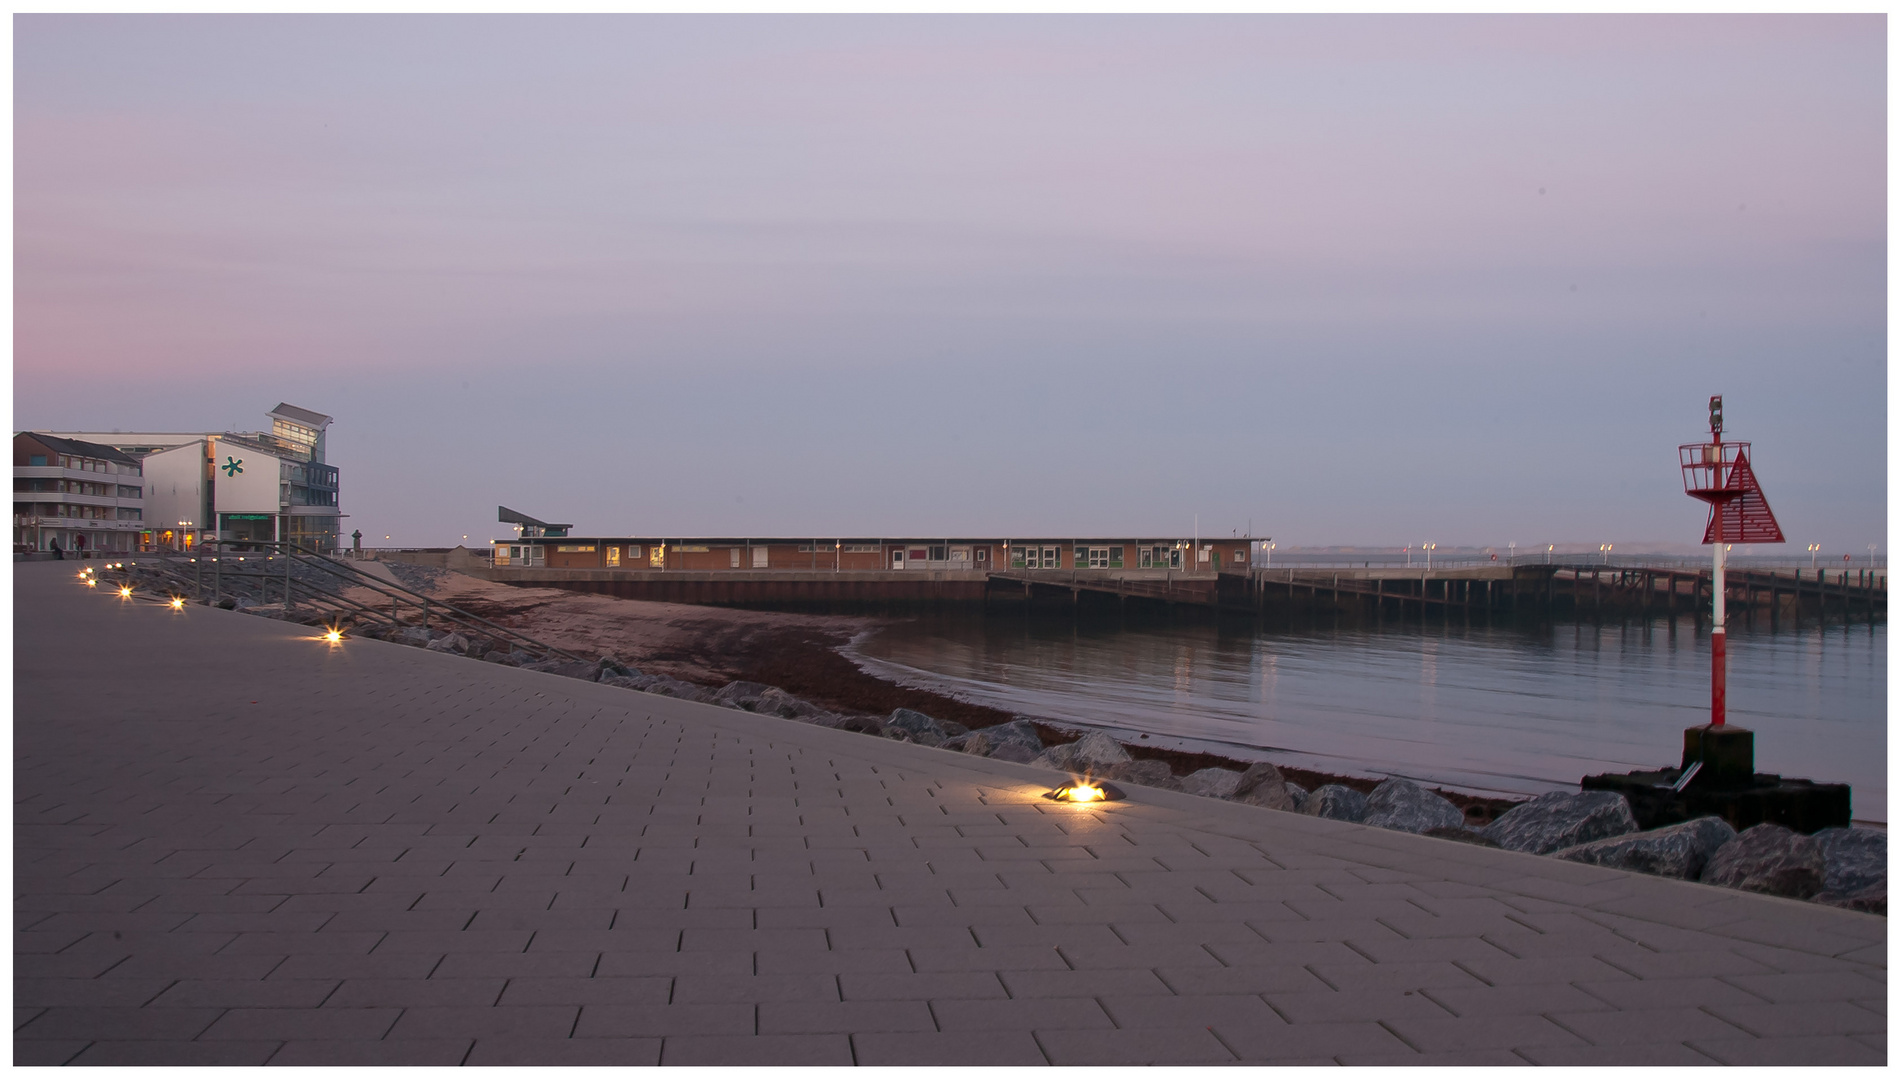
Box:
[14,562,1886,1064]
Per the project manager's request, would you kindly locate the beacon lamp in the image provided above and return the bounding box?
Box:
[1044,780,1125,804]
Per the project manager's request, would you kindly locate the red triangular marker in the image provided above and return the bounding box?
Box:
[1701,449,1785,544]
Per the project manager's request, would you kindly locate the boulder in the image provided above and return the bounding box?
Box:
[1362,778,1464,834]
[1103,759,1183,791]
[524,660,601,681]
[1232,763,1300,811]
[1552,816,1736,880]
[754,689,827,720]
[1284,782,1309,811]
[597,657,642,679]
[1481,791,1639,855]
[642,677,713,703]
[426,633,469,655]
[836,715,887,736]
[488,649,535,667]
[713,681,776,710]
[391,626,434,648]
[886,708,954,743]
[1814,887,1885,915]
[600,674,659,691]
[1699,824,1827,900]
[1812,826,1887,896]
[1032,743,1081,773]
[1299,785,1370,822]
[1072,732,1132,769]
[962,719,1044,760]
[985,741,1043,765]
[1422,826,1501,848]
[1180,768,1244,800]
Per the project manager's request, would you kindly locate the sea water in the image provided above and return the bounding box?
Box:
[847,612,1887,821]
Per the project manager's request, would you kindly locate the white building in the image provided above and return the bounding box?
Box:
[50,403,342,552]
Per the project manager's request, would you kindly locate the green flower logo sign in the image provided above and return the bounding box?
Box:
[221,456,244,477]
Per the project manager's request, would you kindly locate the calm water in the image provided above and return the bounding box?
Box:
[846,613,1888,821]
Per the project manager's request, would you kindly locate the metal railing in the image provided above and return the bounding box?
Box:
[118,540,585,663]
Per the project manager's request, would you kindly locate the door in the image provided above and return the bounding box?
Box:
[891,549,904,569]
[752,547,769,569]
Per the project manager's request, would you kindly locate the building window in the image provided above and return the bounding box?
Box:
[555,544,596,553]
[606,546,621,567]
[28,455,44,466]
[1073,547,1122,569]
[650,545,665,568]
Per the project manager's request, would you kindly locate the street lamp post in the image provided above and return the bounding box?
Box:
[1546,544,1554,564]
[1809,543,1821,569]
[1508,541,1516,564]
[1600,543,1613,565]
[1264,542,1275,570]
[1424,543,1436,571]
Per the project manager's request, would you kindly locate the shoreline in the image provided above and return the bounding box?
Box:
[397,569,1525,823]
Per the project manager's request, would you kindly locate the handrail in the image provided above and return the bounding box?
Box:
[150,540,588,663]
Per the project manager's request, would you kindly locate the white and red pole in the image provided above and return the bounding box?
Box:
[1710,494,1726,727]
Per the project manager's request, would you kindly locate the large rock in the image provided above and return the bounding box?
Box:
[1699,824,1827,899]
[1032,743,1081,772]
[1481,791,1639,855]
[596,656,639,679]
[961,720,1044,761]
[1553,816,1736,879]
[1362,778,1464,834]
[1102,759,1183,791]
[1300,785,1370,822]
[835,715,887,736]
[600,674,659,691]
[1072,732,1131,769]
[641,677,713,703]
[1232,763,1299,811]
[1422,826,1501,848]
[713,681,776,709]
[885,708,968,747]
[1812,826,1887,896]
[426,632,469,655]
[1284,782,1309,811]
[487,649,536,667]
[391,626,434,648]
[754,688,827,720]
[1180,768,1243,800]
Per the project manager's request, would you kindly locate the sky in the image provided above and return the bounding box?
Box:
[13,15,1888,551]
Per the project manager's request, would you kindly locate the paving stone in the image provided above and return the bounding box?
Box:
[465,1037,664,1065]
[852,1030,1048,1065]
[659,1033,854,1065]
[269,1039,473,1065]
[67,1041,284,1066]
[572,1004,754,1038]
[1689,1034,1887,1065]
[929,997,1115,1031]
[1034,1026,1237,1065]
[199,1007,402,1042]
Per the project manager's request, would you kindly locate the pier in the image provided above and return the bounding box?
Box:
[478,561,1885,625]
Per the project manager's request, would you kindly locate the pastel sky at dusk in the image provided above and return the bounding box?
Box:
[14,15,1886,550]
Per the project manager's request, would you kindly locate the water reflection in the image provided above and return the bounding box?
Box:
[847,613,1887,821]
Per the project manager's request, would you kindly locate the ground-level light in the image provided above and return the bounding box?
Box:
[1043,781,1124,804]
[324,627,344,644]
[170,597,186,611]
[118,585,132,599]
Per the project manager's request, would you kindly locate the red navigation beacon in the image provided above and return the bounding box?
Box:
[1679,396,1784,728]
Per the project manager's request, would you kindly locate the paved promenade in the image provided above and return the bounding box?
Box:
[14,562,1886,1065]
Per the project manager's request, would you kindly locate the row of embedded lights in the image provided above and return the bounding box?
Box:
[80,565,344,643]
